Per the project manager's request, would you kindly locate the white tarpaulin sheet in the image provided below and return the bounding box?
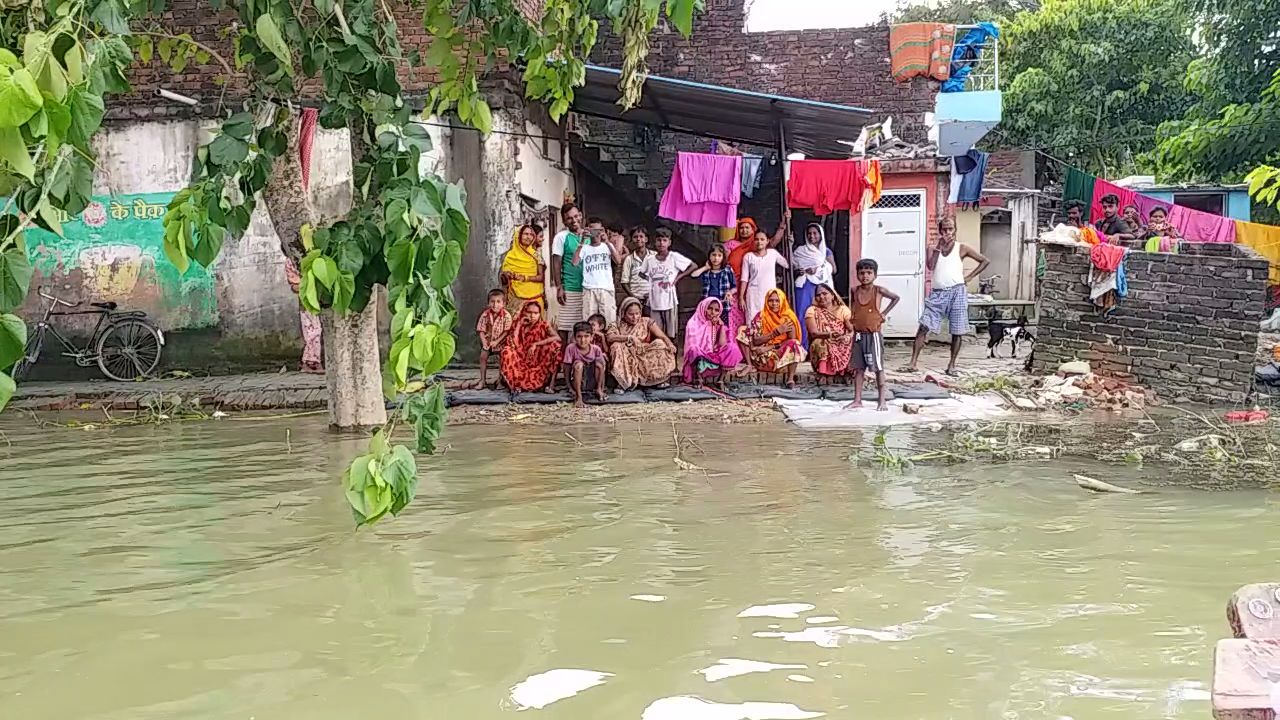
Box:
[774,395,1011,428]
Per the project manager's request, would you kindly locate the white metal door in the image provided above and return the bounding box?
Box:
[861,190,926,337]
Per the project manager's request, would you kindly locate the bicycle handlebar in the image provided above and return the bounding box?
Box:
[37,286,79,308]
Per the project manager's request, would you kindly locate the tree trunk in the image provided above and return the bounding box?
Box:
[321,303,386,431]
[259,104,384,431]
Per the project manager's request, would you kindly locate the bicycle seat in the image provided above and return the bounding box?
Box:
[91,301,118,310]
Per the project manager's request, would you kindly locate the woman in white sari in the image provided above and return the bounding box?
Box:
[792,222,835,347]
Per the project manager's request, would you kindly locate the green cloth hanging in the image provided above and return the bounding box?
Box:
[1063,167,1096,218]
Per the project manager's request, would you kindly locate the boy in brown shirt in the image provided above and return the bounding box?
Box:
[847,259,899,411]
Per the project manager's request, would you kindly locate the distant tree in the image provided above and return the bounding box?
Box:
[996,0,1194,176]
[890,0,1039,24]
[1152,0,1280,194]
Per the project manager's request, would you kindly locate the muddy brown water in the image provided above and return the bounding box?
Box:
[0,417,1275,719]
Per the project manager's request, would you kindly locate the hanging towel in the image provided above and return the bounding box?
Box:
[1063,167,1096,216]
[941,22,999,93]
[742,154,764,198]
[1133,193,1172,223]
[659,152,741,227]
[1168,205,1236,243]
[787,160,866,216]
[862,159,883,208]
[949,150,988,206]
[1090,243,1127,273]
[1235,220,1280,283]
[889,23,955,82]
[1089,180,1138,224]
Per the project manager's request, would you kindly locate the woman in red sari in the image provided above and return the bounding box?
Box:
[501,301,562,392]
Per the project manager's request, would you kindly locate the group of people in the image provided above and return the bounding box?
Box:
[1065,194,1182,253]
[478,203,988,409]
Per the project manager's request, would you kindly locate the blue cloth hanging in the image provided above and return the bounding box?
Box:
[941,22,999,93]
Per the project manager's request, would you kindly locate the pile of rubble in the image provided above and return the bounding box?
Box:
[1025,361,1157,411]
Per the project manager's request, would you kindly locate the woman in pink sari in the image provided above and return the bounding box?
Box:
[284,258,323,373]
[682,297,743,389]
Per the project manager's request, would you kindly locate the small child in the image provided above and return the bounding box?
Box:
[475,289,512,389]
[587,313,611,361]
[690,243,736,324]
[564,320,607,407]
[846,259,900,411]
[639,227,695,338]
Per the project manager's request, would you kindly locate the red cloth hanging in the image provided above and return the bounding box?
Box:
[299,107,318,191]
[787,160,866,216]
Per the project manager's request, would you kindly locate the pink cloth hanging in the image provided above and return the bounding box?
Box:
[1133,193,1172,223]
[1168,205,1237,243]
[1090,180,1138,222]
[659,152,741,227]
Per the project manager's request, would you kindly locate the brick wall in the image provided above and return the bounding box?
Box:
[590,2,938,141]
[1033,243,1267,404]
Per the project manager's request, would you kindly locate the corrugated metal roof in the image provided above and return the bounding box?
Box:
[573,65,874,158]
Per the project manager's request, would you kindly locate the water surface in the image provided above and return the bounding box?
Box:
[0,417,1273,719]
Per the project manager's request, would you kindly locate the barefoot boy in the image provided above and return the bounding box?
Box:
[564,321,607,407]
[475,289,512,388]
[847,259,899,411]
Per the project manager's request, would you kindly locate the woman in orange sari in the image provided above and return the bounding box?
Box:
[501,301,562,392]
[737,288,807,388]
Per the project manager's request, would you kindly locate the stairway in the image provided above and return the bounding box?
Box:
[570,141,662,218]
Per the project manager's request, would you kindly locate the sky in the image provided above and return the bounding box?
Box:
[744,0,903,32]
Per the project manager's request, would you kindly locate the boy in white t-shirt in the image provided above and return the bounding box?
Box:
[638,227,695,338]
[572,222,625,323]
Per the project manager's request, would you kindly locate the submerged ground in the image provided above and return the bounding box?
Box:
[0,416,1274,719]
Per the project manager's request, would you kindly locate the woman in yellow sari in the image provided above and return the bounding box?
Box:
[500,223,546,307]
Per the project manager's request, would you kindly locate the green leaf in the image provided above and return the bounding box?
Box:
[311,255,337,288]
[137,37,154,64]
[222,112,255,140]
[190,224,225,267]
[0,66,44,128]
[431,240,463,290]
[36,198,63,237]
[90,0,131,35]
[0,370,13,413]
[162,214,190,273]
[66,87,105,145]
[423,328,454,375]
[0,312,25,370]
[0,245,34,313]
[0,127,34,180]
[42,95,71,156]
[331,271,355,313]
[666,0,696,36]
[444,182,466,213]
[255,14,295,76]
[208,134,249,167]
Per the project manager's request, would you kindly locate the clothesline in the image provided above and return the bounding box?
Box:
[1057,162,1280,282]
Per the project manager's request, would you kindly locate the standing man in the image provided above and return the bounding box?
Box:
[621,225,652,311]
[551,203,585,343]
[905,216,989,376]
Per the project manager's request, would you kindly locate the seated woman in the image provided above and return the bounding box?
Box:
[606,297,678,391]
[1122,204,1148,246]
[1143,206,1181,253]
[500,301,562,393]
[737,288,807,388]
[682,297,744,389]
[804,284,853,381]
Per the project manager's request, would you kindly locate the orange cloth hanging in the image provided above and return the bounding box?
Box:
[889,23,955,82]
[862,160,883,208]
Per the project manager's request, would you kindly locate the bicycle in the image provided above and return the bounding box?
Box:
[13,287,165,382]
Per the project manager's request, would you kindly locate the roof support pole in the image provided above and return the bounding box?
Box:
[776,111,796,308]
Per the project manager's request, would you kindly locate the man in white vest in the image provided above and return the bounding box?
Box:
[904,216,989,375]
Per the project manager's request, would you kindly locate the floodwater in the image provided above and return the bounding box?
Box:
[0,417,1276,720]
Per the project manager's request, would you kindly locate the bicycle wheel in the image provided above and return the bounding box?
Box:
[96,319,163,381]
[11,324,43,381]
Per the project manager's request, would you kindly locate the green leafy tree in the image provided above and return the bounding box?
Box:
[891,0,1038,24]
[1153,0,1280,196]
[997,0,1194,175]
[0,0,702,525]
